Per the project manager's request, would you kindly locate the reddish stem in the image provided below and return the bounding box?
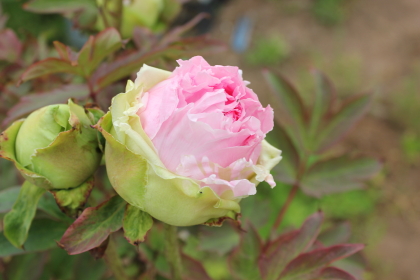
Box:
[272,182,300,231]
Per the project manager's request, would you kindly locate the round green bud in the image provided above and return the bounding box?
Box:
[1,100,104,190]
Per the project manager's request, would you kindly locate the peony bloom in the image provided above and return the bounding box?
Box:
[98,56,281,226]
[0,100,103,190]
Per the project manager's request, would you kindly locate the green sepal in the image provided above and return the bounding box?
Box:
[123,204,153,246]
[0,119,54,189]
[3,181,46,249]
[49,176,95,218]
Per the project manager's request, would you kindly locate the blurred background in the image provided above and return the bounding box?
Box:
[1,0,420,279]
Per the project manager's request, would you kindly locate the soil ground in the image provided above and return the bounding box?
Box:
[205,0,420,279]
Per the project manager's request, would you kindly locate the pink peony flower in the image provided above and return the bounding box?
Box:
[137,56,277,197]
[98,56,281,226]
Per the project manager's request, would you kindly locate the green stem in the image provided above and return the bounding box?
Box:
[164,224,183,280]
[104,235,132,280]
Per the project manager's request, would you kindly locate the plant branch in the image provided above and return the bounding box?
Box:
[104,235,132,280]
[272,182,300,231]
[164,224,183,280]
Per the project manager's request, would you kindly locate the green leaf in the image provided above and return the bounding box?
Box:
[198,222,240,255]
[263,70,307,153]
[59,195,126,255]
[0,187,69,220]
[4,181,46,249]
[3,252,48,280]
[0,218,69,257]
[228,224,262,280]
[279,244,364,280]
[50,176,95,218]
[0,186,20,213]
[3,84,90,126]
[300,156,382,197]
[37,192,72,221]
[24,0,98,28]
[122,204,153,246]
[315,94,371,152]
[24,0,96,13]
[259,212,323,280]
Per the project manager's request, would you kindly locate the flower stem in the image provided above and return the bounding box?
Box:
[164,224,183,280]
[104,235,132,280]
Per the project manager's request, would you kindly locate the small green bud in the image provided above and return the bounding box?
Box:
[0,100,104,190]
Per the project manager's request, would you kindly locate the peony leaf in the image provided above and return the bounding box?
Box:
[37,192,72,221]
[300,156,382,197]
[0,29,22,63]
[49,176,95,218]
[308,70,336,149]
[0,186,20,213]
[182,254,213,280]
[122,204,153,246]
[24,0,96,14]
[269,124,299,185]
[318,222,351,247]
[77,28,123,77]
[53,41,78,62]
[3,84,90,126]
[0,187,69,220]
[91,36,224,91]
[279,244,364,280]
[315,94,371,152]
[3,181,46,249]
[59,195,126,255]
[263,70,308,153]
[24,0,97,29]
[198,222,240,255]
[228,224,263,280]
[259,212,323,280]
[0,219,69,257]
[315,267,357,280]
[19,58,81,83]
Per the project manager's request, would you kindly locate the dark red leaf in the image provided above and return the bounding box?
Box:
[59,195,126,255]
[182,254,212,280]
[77,28,123,77]
[279,244,364,279]
[0,29,22,63]
[3,84,89,126]
[259,212,324,280]
[228,223,263,280]
[19,58,80,83]
[91,36,224,91]
[315,267,357,280]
